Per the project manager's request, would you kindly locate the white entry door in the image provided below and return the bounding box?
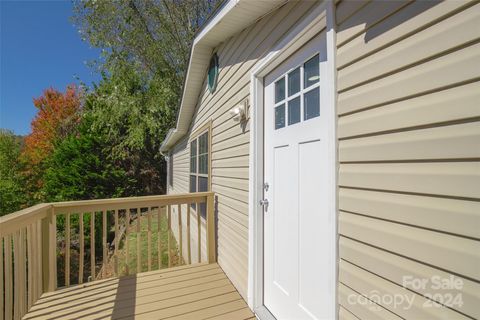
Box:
[263,32,335,320]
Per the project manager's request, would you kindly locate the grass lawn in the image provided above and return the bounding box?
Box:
[114,207,180,276]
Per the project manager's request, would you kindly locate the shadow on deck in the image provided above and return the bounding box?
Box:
[23,263,254,320]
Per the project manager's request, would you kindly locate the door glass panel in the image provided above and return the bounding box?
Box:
[288,97,301,125]
[304,88,320,120]
[288,67,300,96]
[275,78,285,103]
[304,54,319,88]
[275,104,285,129]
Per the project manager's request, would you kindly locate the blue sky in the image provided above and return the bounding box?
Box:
[1,0,101,136]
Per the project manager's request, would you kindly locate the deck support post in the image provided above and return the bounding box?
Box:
[41,206,56,292]
[206,193,216,263]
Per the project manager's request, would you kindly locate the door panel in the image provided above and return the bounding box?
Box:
[263,31,334,320]
[273,144,297,296]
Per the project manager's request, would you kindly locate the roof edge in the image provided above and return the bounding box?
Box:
[161,0,286,153]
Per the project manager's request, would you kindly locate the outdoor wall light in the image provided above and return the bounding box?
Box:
[230,100,248,122]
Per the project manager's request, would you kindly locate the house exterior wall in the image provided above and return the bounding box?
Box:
[167,0,480,316]
[167,0,322,300]
[336,1,480,319]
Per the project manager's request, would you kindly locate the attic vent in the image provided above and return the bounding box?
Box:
[207,53,219,93]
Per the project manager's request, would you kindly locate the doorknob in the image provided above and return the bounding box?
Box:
[259,199,269,211]
[259,199,269,206]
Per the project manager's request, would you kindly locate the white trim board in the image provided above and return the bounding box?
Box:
[247,1,338,318]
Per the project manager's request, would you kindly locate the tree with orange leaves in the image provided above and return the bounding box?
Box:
[23,85,82,165]
[22,85,82,202]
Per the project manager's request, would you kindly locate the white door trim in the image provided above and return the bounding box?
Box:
[247,1,338,318]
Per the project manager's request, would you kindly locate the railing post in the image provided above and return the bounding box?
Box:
[206,193,216,263]
[41,206,56,292]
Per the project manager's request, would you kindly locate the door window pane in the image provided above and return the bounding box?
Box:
[304,55,319,88]
[275,78,285,103]
[275,104,285,129]
[288,97,301,125]
[304,88,320,120]
[288,67,300,96]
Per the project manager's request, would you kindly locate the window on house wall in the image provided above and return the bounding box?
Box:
[189,130,210,216]
[168,152,173,188]
[208,53,219,93]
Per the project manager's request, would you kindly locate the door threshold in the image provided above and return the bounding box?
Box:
[255,306,277,320]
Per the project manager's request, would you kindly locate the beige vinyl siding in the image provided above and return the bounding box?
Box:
[336,1,480,319]
[168,0,321,299]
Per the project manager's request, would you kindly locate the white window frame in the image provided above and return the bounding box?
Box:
[189,121,212,194]
[247,2,338,319]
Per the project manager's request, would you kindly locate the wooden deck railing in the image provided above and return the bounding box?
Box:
[0,192,216,320]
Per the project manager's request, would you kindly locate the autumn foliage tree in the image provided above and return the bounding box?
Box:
[23,85,82,165]
[22,85,82,201]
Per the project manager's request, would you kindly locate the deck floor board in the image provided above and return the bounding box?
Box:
[24,263,254,320]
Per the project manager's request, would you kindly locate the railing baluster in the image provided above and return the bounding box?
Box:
[178,204,183,265]
[147,208,152,271]
[32,222,38,303]
[114,209,119,276]
[125,209,130,275]
[36,221,42,299]
[42,207,56,292]
[20,228,27,317]
[136,209,141,273]
[206,194,216,263]
[53,210,57,290]
[5,235,12,320]
[157,207,162,269]
[13,231,19,319]
[65,213,70,287]
[167,205,172,268]
[197,202,201,263]
[29,225,35,305]
[187,204,191,265]
[79,213,84,284]
[102,210,107,279]
[90,212,95,281]
[27,225,33,309]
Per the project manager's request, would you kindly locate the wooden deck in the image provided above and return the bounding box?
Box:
[23,263,255,320]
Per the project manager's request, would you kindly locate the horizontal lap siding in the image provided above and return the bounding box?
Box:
[336,1,480,319]
[168,1,319,299]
